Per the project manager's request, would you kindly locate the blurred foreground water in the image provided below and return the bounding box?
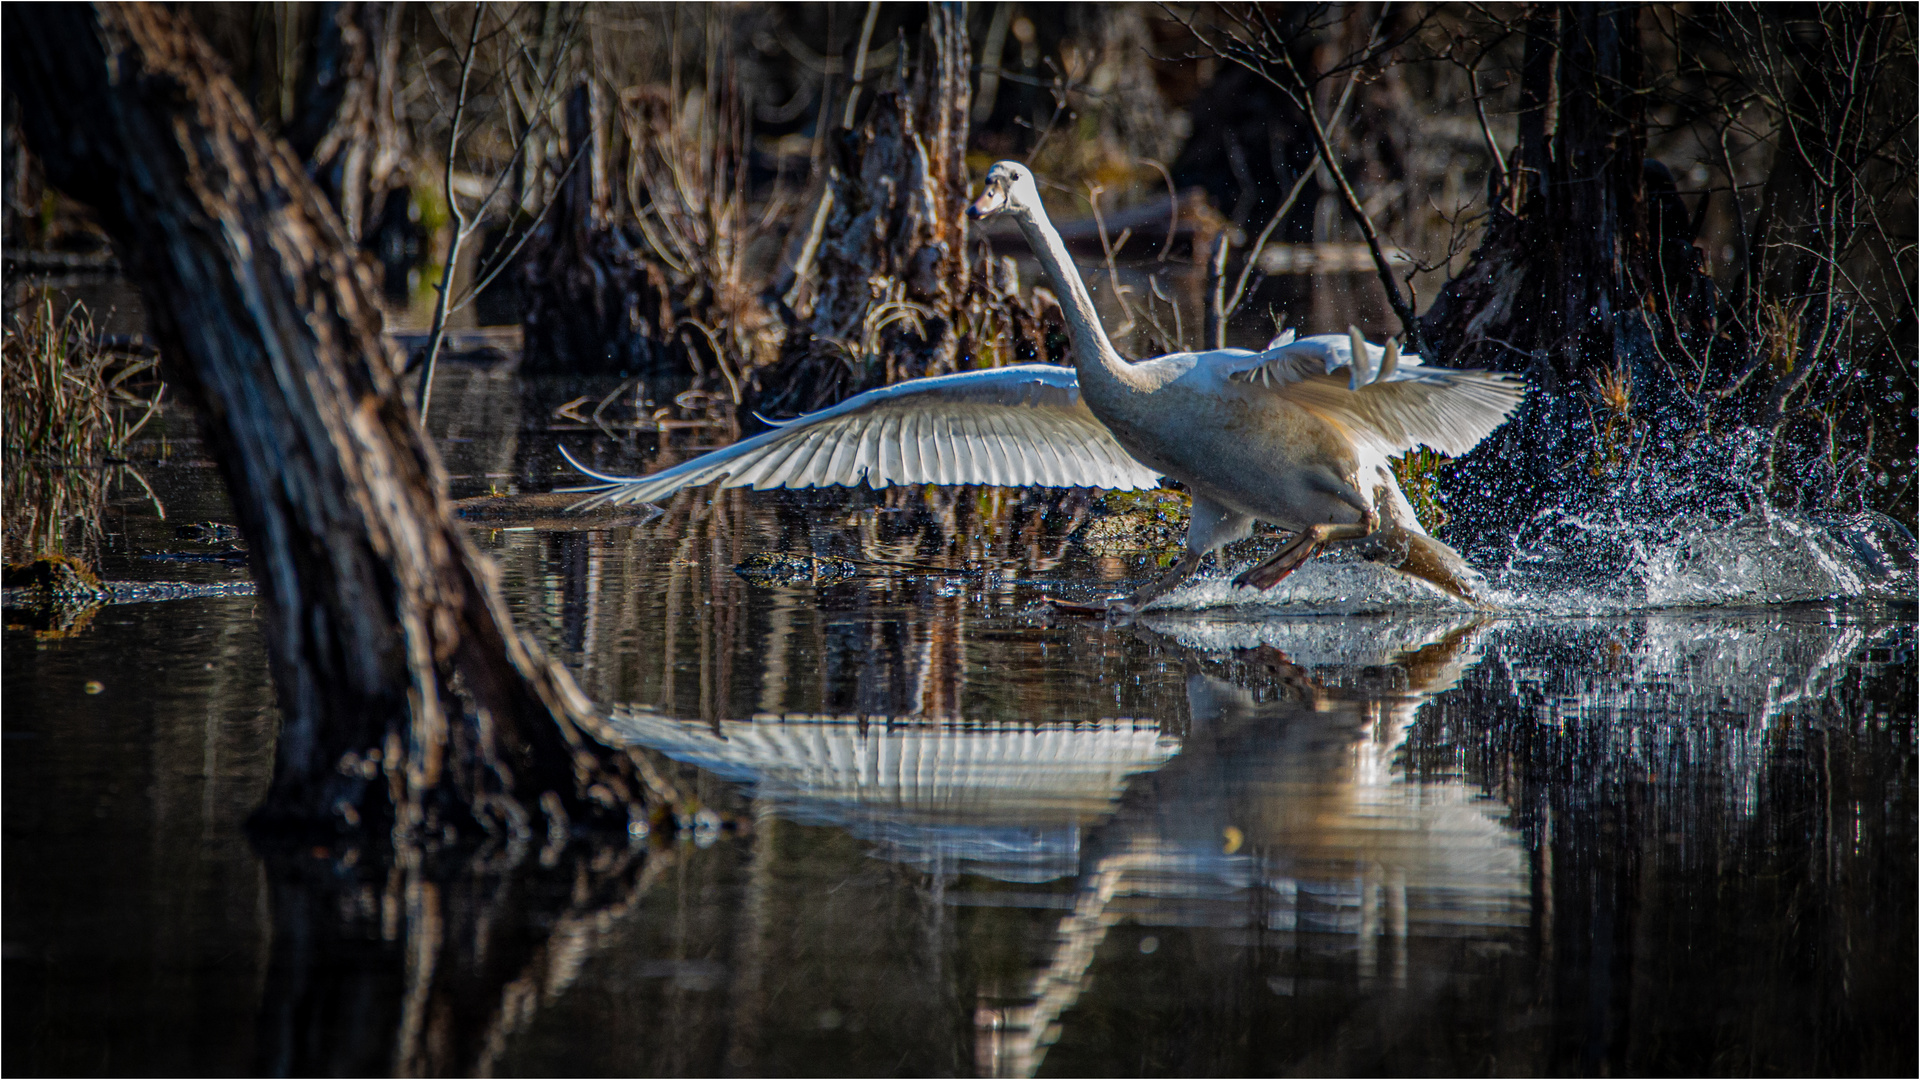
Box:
[5,361,1913,1075]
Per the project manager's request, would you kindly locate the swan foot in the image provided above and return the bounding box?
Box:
[1232,539,1319,591]
[1234,513,1378,591]
[1046,595,1134,618]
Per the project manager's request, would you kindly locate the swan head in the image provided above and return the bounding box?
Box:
[968,160,1042,222]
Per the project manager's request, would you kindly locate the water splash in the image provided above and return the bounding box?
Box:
[1638,511,1915,606]
[1137,610,1485,670]
[1484,506,1916,612]
[1130,509,1914,616]
[1143,550,1475,615]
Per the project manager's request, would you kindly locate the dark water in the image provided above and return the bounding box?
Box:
[5,362,1914,1076]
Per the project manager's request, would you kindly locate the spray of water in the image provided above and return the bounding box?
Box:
[1142,419,1915,615]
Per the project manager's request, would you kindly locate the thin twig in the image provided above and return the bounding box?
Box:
[1205,232,1230,349]
[1086,183,1137,339]
[1280,37,1430,356]
[1223,51,1367,323]
[841,1,882,129]
[1141,158,1180,262]
[418,3,486,424]
[453,143,585,313]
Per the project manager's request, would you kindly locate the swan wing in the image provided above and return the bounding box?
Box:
[1220,332,1526,457]
[559,364,1163,509]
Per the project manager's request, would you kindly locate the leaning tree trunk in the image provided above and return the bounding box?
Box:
[3,2,665,844]
[1420,4,1717,531]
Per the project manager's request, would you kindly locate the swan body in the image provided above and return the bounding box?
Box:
[561,161,1525,608]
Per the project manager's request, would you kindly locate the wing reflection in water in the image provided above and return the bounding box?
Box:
[607,711,1182,882]
[604,614,1530,1079]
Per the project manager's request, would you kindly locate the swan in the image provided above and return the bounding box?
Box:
[560,160,1525,612]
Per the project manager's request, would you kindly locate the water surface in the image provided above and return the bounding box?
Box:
[4,362,1913,1076]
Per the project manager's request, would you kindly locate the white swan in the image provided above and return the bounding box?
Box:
[561,161,1525,610]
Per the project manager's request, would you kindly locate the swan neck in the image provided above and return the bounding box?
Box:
[1016,206,1144,394]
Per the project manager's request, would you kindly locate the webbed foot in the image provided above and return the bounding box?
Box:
[1046,595,1136,618]
[1233,536,1321,590]
[1233,512,1379,591]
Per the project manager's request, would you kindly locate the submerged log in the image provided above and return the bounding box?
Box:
[4,2,662,844]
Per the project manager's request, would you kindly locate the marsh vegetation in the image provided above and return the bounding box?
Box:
[1,3,1913,1076]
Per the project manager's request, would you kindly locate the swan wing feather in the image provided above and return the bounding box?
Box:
[1219,333,1526,456]
[559,364,1162,509]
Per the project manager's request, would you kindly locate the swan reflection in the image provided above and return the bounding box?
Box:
[606,614,1530,1078]
[971,618,1526,1078]
[486,495,1906,1076]
[608,710,1181,882]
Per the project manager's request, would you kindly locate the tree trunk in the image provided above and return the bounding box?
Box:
[519,82,689,377]
[1420,3,1716,530]
[3,2,664,844]
[1427,6,1653,386]
[745,86,960,419]
[283,1,407,244]
[742,6,1058,426]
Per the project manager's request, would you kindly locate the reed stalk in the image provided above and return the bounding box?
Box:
[2,294,165,564]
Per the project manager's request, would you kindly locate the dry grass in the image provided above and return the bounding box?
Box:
[1759,299,1807,380]
[1583,360,1643,479]
[621,80,783,402]
[1391,448,1452,533]
[2,295,165,564]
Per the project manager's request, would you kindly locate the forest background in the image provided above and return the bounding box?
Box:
[7,0,1913,544]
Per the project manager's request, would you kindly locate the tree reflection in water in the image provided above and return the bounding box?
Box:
[253,837,676,1076]
[6,402,1908,1075]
